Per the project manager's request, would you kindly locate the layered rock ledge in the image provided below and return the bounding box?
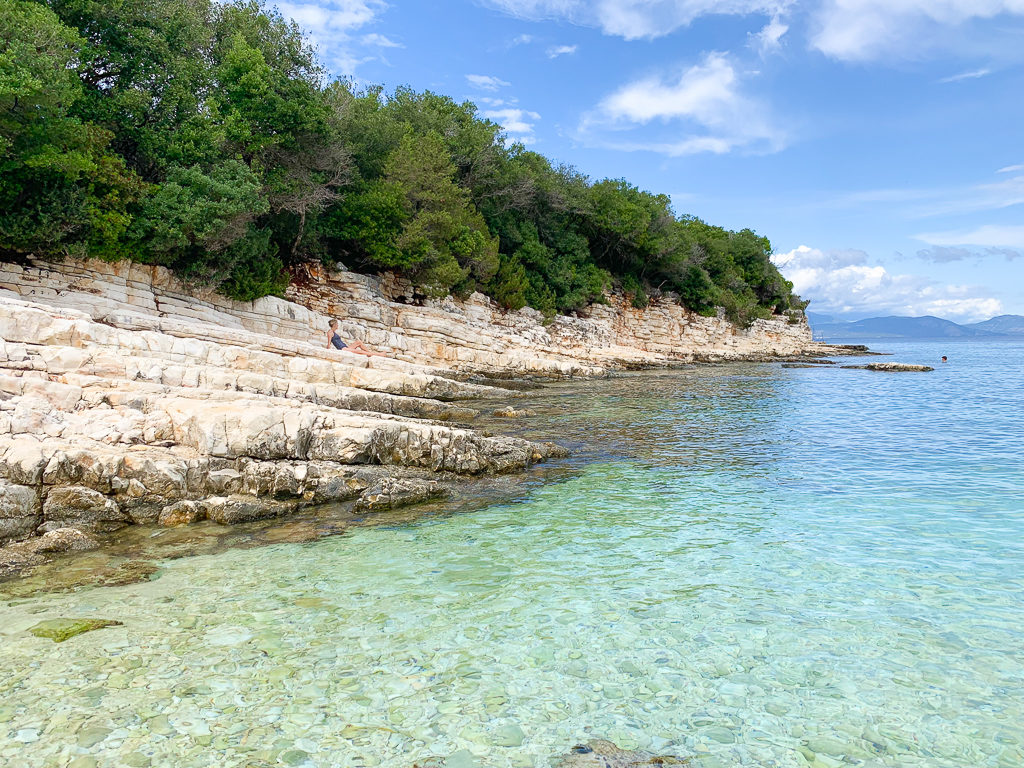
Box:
[0,256,826,577]
[1,256,818,377]
[0,293,566,578]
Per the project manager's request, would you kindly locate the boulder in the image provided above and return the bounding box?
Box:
[202,495,299,525]
[42,485,129,533]
[0,482,42,544]
[157,500,205,527]
[0,527,99,579]
[354,477,450,512]
[31,527,99,553]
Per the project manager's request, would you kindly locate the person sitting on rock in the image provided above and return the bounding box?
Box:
[326,319,385,356]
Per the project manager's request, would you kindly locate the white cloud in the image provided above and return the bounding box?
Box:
[824,169,1024,219]
[276,0,387,75]
[772,245,1003,321]
[278,0,385,31]
[360,32,402,48]
[580,52,785,156]
[482,0,787,40]
[938,67,992,83]
[466,74,512,91]
[751,14,788,54]
[811,0,1024,61]
[917,245,1022,262]
[547,44,578,58]
[511,34,535,45]
[915,224,1024,248]
[482,107,542,144]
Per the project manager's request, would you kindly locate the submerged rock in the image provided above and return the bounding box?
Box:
[555,740,689,767]
[494,724,526,747]
[93,560,158,587]
[493,407,537,418]
[28,617,123,643]
[0,527,99,579]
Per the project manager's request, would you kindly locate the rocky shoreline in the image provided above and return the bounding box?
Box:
[0,257,846,581]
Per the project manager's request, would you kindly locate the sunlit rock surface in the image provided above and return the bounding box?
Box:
[0,256,815,576]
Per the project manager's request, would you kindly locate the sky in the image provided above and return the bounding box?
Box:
[276,0,1024,322]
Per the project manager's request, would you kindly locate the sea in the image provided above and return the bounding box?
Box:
[1,339,1022,767]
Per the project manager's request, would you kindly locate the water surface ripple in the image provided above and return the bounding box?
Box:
[2,340,1022,767]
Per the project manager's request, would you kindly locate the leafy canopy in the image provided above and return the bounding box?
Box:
[0,0,799,322]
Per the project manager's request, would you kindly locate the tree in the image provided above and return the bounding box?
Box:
[0,0,138,259]
[4,0,799,317]
[382,133,499,296]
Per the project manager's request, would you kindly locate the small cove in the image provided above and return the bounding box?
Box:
[2,341,1022,767]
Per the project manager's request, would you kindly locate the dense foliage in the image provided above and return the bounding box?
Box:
[0,0,802,322]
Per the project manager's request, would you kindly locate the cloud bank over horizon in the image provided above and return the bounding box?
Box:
[772,246,1004,322]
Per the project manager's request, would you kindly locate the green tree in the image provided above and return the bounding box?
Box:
[383,133,499,296]
[3,0,800,316]
[0,0,138,259]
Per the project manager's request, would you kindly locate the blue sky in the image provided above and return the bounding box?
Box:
[277,0,1024,321]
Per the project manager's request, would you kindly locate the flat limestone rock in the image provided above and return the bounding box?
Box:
[29,618,123,643]
[841,362,933,372]
[555,739,690,766]
[866,362,934,372]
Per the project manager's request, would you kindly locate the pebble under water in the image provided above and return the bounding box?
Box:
[1,340,1022,768]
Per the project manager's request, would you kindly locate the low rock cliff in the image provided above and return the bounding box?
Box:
[0,257,815,576]
[1,257,812,377]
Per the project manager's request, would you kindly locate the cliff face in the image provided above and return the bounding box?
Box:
[291,264,814,373]
[1,257,812,378]
[0,257,813,576]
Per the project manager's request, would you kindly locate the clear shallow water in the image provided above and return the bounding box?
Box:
[2,341,1023,768]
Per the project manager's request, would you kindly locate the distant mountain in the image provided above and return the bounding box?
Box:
[806,311,839,325]
[964,315,1024,335]
[811,315,1007,340]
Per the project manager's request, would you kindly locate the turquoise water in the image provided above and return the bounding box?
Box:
[2,341,1023,767]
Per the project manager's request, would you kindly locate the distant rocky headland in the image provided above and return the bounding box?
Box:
[0,256,829,580]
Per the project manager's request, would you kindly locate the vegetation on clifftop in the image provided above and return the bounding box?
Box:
[0,0,803,324]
